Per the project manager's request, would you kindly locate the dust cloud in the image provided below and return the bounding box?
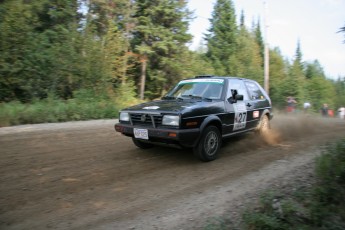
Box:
[222,113,344,154]
[263,113,343,145]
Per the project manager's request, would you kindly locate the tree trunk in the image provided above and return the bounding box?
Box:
[139,55,147,100]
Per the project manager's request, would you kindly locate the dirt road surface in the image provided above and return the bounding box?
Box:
[1,115,345,230]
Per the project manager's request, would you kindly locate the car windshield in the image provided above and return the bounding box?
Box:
[166,79,224,100]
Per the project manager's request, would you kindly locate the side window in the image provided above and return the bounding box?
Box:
[227,79,249,100]
[244,81,265,100]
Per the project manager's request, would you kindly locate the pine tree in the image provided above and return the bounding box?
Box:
[254,19,264,64]
[132,0,192,99]
[268,48,289,108]
[0,0,86,101]
[235,13,263,83]
[286,40,306,106]
[205,0,238,76]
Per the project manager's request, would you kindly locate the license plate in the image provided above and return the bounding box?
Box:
[134,128,149,140]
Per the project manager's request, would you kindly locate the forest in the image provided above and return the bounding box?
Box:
[1,0,345,125]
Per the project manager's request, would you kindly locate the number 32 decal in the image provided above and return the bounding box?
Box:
[233,102,247,131]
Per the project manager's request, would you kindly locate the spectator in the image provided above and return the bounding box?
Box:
[286,96,297,113]
[303,101,311,114]
[321,104,328,117]
[338,107,345,119]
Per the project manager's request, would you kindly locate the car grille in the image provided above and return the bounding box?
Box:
[130,113,163,127]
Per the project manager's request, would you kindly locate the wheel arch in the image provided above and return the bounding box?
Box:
[200,115,222,133]
[193,115,222,147]
[261,109,273,120]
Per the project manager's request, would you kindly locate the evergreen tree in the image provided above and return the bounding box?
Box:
[334,77,345,109]
[235,14,263,83]
[268,48,289,109]
[306,75,336,112]
[0,0,85,101]
[205,0,237,76]
[132,0,192,99]
[293,39,304,70]
[0,0,36,101]
[284,40,306,106]
[254,19,264,64]
[305,60,325,79]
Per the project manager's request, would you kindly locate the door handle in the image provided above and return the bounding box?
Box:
[246,103,252,107]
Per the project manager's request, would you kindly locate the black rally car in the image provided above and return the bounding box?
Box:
[115,75,273,161]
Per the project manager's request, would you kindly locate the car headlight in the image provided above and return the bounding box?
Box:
[119,112,130,121]
[162,115,179,126]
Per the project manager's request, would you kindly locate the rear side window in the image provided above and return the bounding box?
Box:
[227,79,249,100]
[245,81,265,100]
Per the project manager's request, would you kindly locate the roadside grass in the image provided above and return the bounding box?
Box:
[204,139,345,230]
[0,96,119,127]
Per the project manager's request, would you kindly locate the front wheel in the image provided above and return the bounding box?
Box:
[193,126,221,162]
[132,138,154,149]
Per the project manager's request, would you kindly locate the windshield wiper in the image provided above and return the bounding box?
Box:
[162,95,184,101]
[162,96,175,100]
[182,95,212,101]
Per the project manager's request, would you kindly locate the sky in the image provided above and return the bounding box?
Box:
[187,0,345,79]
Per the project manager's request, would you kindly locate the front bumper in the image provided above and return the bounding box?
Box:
[114,123,200,148]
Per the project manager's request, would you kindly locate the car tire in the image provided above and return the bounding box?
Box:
[257,114,270,134]
[193,126,221,162]
[132,138,154,149]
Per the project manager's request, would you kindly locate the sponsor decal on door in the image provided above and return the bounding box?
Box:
[233,102,247,131]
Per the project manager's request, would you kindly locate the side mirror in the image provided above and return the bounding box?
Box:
[235,94,243,100]
[228,89,243,103]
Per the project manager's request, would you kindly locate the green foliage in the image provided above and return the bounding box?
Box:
[113,81,141,109]
[334,77,345,109]
[206,0,238,76]
[238,139,345,230]
[0,92,118,127]
[235,24,263,83]
[132,0,193,100]
[268,48,289,109]
[0,0,344,123]
[202,139,345,229]
[311,140,345,227]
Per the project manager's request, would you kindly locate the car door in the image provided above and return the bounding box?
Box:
[223,79,251,135]
[244,80,269,129]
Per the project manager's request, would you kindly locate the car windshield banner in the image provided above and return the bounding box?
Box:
[178,79,224,85]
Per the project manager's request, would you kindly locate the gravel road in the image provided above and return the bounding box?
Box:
[1,115,344,230]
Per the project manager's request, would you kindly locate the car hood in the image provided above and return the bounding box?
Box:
[122,99,224,117]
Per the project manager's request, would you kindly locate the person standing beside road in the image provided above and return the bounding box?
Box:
[286,96,297,113]
[303,101,311,114]
[321,104,329,117]
[338,107,345,119]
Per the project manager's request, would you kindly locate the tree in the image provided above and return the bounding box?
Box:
[268,48,289,108]
[234,14,263,83]
[334,77,345,109]
[132,0,192,99]
[0,0,36,101]
[282,40,306,106]
[253,19,264,64]
[305,60,325,79]
[205,0,238,76]
[0,0,85,101]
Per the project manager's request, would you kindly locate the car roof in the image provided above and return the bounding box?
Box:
[193,75,254,82]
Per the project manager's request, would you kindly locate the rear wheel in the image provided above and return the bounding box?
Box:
[193,126,221,162]
[132,138,154,149]
[257,115,270,134]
